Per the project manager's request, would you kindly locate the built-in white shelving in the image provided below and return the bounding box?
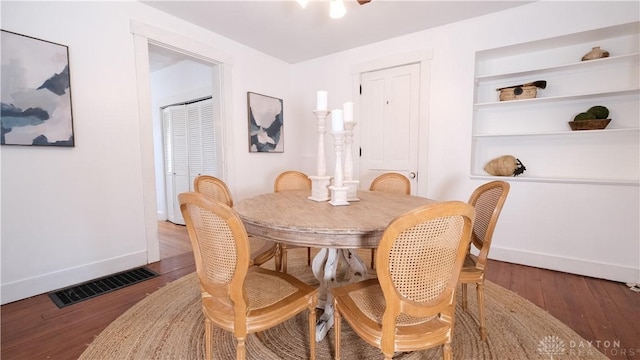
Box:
[471,22,640,186]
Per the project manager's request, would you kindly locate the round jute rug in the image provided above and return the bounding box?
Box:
[79,250,607,359]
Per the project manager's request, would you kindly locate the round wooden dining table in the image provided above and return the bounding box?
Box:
[234,189,436,341]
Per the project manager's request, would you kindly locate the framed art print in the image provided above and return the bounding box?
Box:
[247,92,283,153]
[1,30,75,146]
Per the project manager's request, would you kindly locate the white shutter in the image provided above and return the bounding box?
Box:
[171,107,189,177]
[200,99,217,176]
[187,103,203,188]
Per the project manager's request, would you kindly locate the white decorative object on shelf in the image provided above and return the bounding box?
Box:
[329,128,349,206]
[309,109,332,201]
[343,111,359,201]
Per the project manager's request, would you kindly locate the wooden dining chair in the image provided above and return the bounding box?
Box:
[332,201,475,360]
[194,175,278,268]
[179,192,318,360]
[274,170,312,273]
[459,180,510,341]
[369,172,411,195]
[368,172,411,269]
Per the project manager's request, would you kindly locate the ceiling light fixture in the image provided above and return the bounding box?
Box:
[329,0,347,19]
[296,0,308,8]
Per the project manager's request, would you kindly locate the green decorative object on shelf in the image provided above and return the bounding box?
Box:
[573,112,597,121]
[586,105,610,119]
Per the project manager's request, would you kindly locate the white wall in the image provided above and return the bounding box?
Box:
[290,1,640,283]
[0,1,298,304]
[1,1,637,304]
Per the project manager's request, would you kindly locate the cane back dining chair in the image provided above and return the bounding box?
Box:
[459,180,510,341]
[273,170,313,273]
[194,175,278,268]
[332,201,475,360]
[368,172,412,269]
[179,192,318,360]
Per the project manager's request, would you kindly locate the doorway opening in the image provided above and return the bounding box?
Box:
[132,21,235,263]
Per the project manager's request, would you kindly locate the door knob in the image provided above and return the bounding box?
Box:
[408,172,416,179]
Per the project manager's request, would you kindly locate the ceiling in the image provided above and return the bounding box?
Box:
[144,0,531,69]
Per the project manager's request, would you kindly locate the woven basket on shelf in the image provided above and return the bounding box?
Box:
[568,118,611,131]
[498,85,537,101]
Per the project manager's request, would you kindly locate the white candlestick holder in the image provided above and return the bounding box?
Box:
[309,110,332,201]
[343,121,360,202]
[329,130,349,206]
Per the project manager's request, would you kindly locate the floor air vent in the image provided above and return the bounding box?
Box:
[48,267,158,308]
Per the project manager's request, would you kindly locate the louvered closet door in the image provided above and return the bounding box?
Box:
[163,98,217,225]
[187,98,217,186]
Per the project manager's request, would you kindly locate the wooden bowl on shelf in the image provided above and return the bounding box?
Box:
[568,119,611,131]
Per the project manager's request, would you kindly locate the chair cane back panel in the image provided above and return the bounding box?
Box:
[193,175,277,268]
[368,172,412,269]
[332,201,475,360]
[273,171,313,272]
[369,172,411,195]
[460,180,510,341]
[274,170,312,192]
[180,193,249,296]
[194,175,234,207]
[389,216,465,303]
[179,192,318,360]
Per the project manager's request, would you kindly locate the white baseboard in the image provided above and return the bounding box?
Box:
[1,251,148,305]
[490,246,640,284]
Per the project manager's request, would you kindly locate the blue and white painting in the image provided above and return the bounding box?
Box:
[1,30,74,146]
[248,92,283,152]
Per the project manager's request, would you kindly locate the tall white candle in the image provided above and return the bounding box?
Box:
[317,91,328,110]
[331,109,344,132]
[343,101,354,123]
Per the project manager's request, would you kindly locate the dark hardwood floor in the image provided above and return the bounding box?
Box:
[2,221,638,360]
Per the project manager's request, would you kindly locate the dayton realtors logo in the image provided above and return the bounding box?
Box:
[537,335,566,358]
[537,335,637,358]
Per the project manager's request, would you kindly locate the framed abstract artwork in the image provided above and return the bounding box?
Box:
[1,30,75,146]
[247,92,283,153]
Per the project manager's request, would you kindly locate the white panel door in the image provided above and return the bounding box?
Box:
[359,63,421,193]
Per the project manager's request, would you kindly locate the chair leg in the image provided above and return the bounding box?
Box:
[476,281,487,341]
[461,283,468,311]
[309,306,317,360]
[236,337,246,360]
[370,249,375,269]
[307,247,311,266]
[282,246,289,274]
[274,243,283,272]
[205,318,213,360]
[443,343,452,360]
[334,306,341,360]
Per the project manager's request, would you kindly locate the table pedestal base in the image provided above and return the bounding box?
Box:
[311,248,367,342]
